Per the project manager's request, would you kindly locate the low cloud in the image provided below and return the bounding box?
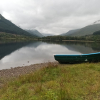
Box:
[0,0,100,34]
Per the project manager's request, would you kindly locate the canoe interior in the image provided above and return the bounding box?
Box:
[54,52,100,63]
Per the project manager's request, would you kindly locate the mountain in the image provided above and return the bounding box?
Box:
[0,14,36,37]
[70,24,100,36]
[61,20,100,36]
[26,29,44,37]
[61,29,80,36]
[93,30,100,35]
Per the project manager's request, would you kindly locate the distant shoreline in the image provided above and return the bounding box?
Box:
[40,39,99,42]
[62,40,95,42]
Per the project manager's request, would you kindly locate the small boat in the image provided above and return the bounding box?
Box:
[54,52,100,63]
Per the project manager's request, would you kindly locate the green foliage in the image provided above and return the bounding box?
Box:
[0,32,38,41]
[93,30,100,35]
[40,35,100,42]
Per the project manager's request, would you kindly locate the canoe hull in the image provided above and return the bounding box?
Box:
[54,52,100,63]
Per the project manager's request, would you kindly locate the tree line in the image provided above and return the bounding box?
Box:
[38,35,100,42]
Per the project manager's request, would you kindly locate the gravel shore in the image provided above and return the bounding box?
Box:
[0,61,58,87]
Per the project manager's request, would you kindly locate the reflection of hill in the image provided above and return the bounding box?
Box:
[62,44,95,54]
[1,41,100,61]
[26,41,43,48]
[64,42,100,53]
[43,41,100,54]
[0,41,42,60]
[91,43,100,51]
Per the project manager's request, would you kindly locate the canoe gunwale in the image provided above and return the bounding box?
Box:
[54,52,100,56]
[54,52,100,63]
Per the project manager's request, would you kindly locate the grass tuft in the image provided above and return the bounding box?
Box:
[0,62,100,100]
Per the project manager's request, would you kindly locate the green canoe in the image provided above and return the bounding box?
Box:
[54,52,100,63]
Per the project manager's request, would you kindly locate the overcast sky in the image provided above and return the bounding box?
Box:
[0,0,100,35]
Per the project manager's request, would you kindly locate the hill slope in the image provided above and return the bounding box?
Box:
[26,30,44,37]
[61,29,80,36]
[69,24,100,36]
[0,14,36,37]
[93,30,100,35]
[61,20,100,36]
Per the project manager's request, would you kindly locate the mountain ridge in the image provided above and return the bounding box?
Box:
[26,29,44,37]
[70,24,100,36]
[61,29,80,36]
[0,14,37,37]
[60,20,100,36]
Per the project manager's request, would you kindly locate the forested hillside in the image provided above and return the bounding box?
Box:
[0,14,36,37]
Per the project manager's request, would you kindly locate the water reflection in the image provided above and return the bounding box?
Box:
[0,41,100,70]
[45,41,100,53]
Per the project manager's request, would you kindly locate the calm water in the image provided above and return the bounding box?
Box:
[0,41,100,70]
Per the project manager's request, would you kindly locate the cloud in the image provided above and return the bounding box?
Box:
[0,0,100,34]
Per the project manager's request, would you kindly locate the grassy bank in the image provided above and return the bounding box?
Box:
[0,62,100,100]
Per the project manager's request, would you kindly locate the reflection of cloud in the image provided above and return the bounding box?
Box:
[1,41,99,70]
[0,42,81,70]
